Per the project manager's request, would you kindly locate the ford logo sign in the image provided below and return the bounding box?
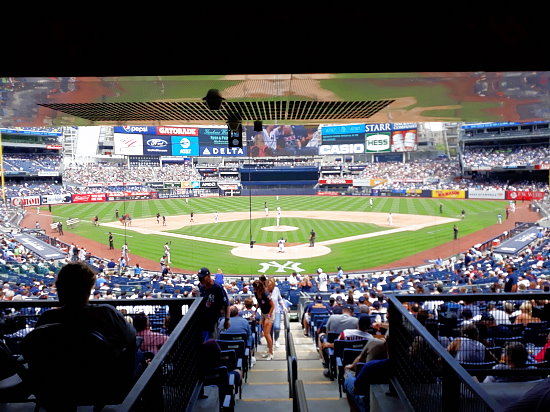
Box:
[146,139,168,147]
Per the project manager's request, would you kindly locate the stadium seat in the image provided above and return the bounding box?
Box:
[21,323,135,410]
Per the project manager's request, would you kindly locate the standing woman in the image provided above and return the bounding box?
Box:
[266,277,287,349]
[253,279,275,360]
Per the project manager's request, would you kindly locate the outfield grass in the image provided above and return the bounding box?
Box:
[51,196,507,275]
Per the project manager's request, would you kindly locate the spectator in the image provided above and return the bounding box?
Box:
[483,342,538,383]
[133,312,169,355]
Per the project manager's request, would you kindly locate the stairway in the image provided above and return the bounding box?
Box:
[234,314,348,412]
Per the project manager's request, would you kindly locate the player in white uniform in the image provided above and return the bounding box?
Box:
[277,238,286,253]
[276,207,281,227]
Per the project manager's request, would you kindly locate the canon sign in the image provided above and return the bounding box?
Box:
[320,144,365,155]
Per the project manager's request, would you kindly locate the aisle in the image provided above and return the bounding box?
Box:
[234,316,348,412]
[287,319,349,411]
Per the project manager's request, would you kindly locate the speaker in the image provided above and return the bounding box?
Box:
[253,120,263,132]
[228,124,243,148]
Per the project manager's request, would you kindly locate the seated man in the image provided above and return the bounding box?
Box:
[302,294,332,337]
[220,305,253,348]
[132,312,169,355]
[25,262,136,408]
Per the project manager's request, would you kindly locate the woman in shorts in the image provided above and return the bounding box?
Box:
[253,279,275,360]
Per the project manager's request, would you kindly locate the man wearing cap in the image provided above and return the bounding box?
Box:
[197,267,230,341]
[302,294,331,337]
[317,268,328,292]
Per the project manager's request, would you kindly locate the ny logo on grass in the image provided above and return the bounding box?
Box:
[258,261,305,273]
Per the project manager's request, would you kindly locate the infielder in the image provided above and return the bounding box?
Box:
[276,206,281,227]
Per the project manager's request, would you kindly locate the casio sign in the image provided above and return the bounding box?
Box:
[123,126,148,133]
[146,139,168,147]
[320,144,365,155]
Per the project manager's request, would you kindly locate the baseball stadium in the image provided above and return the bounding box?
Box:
[1,43,550,412]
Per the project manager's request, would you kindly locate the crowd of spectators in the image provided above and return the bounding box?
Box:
[62,163,201,185]
[2,154,61,174]
[462,146,550,169]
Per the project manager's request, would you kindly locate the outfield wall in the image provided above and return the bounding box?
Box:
[9,188,547,206]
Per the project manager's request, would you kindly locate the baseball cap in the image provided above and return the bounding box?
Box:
[198,267,211,280]
[317,268,323,273]
[315,294,323,301]
[358,296,366,303]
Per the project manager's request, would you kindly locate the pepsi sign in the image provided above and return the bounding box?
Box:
[114,126,156,134]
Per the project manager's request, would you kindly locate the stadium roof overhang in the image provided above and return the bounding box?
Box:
[2,71,550,128]
[2,6,550,128]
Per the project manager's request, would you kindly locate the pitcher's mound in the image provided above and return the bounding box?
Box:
[261,225,299,232]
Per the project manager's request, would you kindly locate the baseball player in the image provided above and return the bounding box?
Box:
[277,237,286,253]
[164,242,171,263]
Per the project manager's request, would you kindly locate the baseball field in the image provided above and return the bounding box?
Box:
[48,196,508,276]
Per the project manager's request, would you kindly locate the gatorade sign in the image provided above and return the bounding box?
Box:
[365,133,390,152]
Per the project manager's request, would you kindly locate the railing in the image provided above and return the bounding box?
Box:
[0,298,203,411]
[106,298,203,412]
[293,379,309,412]
[388,293,550,412]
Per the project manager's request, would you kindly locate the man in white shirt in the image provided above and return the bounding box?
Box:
[317,268,328,292]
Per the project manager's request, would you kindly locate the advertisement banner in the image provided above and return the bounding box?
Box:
[10,196,41,207]
[390,129,417,152]
[37,171,60,177]
[157,126,199,136]
[223,190,241,196]
[319,179,353,185]
[71,193,107,203]
[200,146,246,156]
[468,189,506,200]
[142,135,171,155]
[147,182,165,189]
[170,135,199,156]
[13,234,66,260]
[114,126,156,134]
[200,181,219,189]
[506,190,546,201]
[432,190,466,199]
[493,226,541,255]
[319,143,365,155]
[365,133,391,152]
[352,179,371,187]
[114,133,144,155]
[219,184,239,191]
[40,194,72,205]
[180,181,200,189]
[316,192,341,196]
[321,124,365,145]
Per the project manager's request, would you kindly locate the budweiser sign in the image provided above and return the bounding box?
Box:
[71,193,107,203]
